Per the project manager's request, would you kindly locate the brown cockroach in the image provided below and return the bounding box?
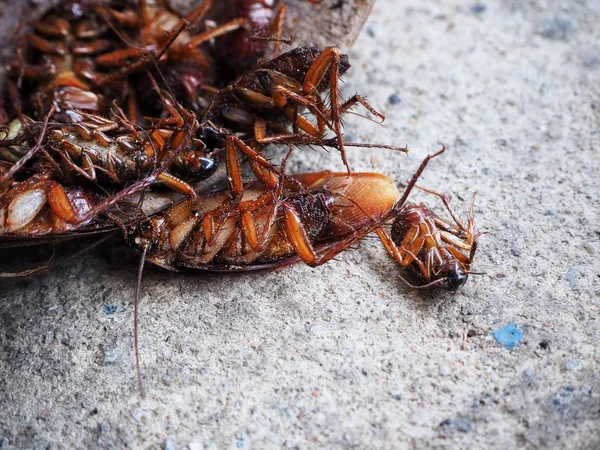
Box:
[201,46,402,192]
[0,171,109,236]
[126,167,399,396]
[98,0,324,112]
[95,0,250,114]
[362,147,483,290]
[0,84,222,227]
[128,169,399,271]
[7,0,137,122]
[375,187,482,290]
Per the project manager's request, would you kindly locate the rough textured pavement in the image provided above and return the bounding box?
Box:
[1,0,600,448]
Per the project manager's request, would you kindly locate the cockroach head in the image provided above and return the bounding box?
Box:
[127,219,162,255]
[439,260,468,290]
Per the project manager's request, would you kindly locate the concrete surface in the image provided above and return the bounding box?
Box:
[1,0,600,448]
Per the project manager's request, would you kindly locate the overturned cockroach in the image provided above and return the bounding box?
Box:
[201,46,403,202]
[0,82,223,228]
[96,0,249,114]
[6,0,137,121]
[376,186,482,290]
[367,148,483,290]
[129,170,399,271]
[0,171,110,236]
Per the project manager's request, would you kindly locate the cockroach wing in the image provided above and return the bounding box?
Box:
[293,171,400,239]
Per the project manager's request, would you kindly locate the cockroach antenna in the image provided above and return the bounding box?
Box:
[134,245,148,398]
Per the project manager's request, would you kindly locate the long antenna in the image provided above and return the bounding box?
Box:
[134,245,148,398]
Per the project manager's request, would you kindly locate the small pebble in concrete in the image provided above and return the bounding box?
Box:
[165,439,176,450]
[539,17,573,40]
[566,268,578,288]
[563,361,578,372]
[584,242,597,255]
[236,438,245,448]
[439,417,472,433]
[553,386,575,405]
[104,349,119,364]
[544,208,557,216]
[470,3,487,14]
[492,324,523,350]
[388,94,402,105]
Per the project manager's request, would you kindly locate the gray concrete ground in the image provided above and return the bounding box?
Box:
[1,0,600,448]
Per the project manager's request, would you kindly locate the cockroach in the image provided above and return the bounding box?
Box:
[125,166,398,395]
[373,150,483,289]
[7,0,137,122]
[201,46,403,193]
[128,170,399,271]
[98,0,323,112]
[0,160,228,240]
[0,171,109,236]
[95,0,249,114]
[0,85,221,227]
[376,189,482,290]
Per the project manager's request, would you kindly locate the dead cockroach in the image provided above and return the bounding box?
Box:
[128,169,399,271]
[202,46,403,189]
[0,82,222,227]
[95,0,250,115]
[371,148,483,289]
[0,171,110,236]
[7,0,138,122]
[126,167,398,396]
[376,188,482,290]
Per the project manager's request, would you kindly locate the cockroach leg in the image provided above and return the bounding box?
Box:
[0,106,55,186]
[272,4,288,56]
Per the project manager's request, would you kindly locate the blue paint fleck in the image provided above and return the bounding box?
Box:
[104,305,118,315]
[493,324,523,349]
[236,438,245,449]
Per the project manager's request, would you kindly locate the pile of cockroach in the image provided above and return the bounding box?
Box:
[0,0,482,393]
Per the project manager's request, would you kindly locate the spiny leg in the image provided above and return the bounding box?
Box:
[302,47,348,171]
[414,183,467,231]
